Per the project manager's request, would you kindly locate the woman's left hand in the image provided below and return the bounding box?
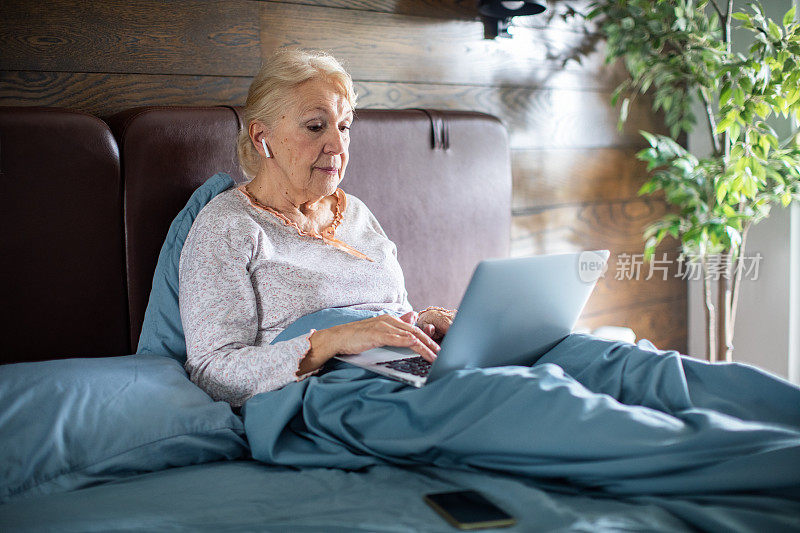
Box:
[413,307,456,342]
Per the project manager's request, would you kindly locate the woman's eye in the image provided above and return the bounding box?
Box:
[340,124,351,132]
[307,124,324,132]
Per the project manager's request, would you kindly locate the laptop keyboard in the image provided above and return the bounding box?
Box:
[377,356,432,377]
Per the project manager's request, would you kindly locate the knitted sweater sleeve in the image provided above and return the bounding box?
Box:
[178,212,316,407]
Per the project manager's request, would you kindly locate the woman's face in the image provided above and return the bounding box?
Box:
[264,77,353,202]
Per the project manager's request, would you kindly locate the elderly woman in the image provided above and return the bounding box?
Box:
[179,50,800,511]
[179,49,449,407]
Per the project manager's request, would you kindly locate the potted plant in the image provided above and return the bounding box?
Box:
[575,0,800,361]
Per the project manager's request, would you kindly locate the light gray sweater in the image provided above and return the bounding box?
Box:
[178,186,412,406]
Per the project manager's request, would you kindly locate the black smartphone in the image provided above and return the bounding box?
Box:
[423,490,516,530]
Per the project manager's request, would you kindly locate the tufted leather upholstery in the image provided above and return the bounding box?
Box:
[107,106,246,351]
[0,106,511,363]
[0,107,129,362]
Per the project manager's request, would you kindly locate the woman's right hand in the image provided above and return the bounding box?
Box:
[299,313,440,377]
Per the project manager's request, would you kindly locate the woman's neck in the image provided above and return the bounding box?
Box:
[245,173,327,222]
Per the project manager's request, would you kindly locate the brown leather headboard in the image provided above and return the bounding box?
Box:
[0,107,129,362]
[112,107,511,351]
[1,106,511,363]
[344,109,511,309]
[107,106,247,353]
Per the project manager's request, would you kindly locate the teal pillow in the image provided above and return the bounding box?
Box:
[0,354,248,504]
[136,173,235,363]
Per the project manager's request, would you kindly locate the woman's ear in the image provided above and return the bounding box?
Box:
[249,121,272,159]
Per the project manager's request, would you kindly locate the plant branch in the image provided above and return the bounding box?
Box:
[722,0,733,162]
[699,87,722,155]
[725,0,733,35]
[709,0,725,20]
[730,221,752,329]
[717,250,734,362]
[701,254,716,361]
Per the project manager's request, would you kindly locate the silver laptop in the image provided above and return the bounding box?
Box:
[335,250,610,387]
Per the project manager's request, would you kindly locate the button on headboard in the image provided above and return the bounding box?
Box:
[114,107,511,352]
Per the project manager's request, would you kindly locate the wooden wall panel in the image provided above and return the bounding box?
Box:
[578,298,688,353]
[259,3,613,88]
[354,83,665,149]
[512,148,650,209]
[586,255,686,317]
[1,0,260,76]
[0,72,251,118]
[277,0,599,32]
[0,75,662,148]
[510,199,673,255]
[0,0,688,353]
[2,0,618,88]
[267,0,479,19]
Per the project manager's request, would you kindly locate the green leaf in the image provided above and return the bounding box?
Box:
[717,115,734,133]
[644,237,658,261]
[729,122,741,143]
[716,181,729,204]
[759,135,771,157]
[639,181,658,195]
[719,85,732,105]
[784,6,796,27]
[769,21,783,41]
[618,97,630,131]
[767,134,779,150]
[611,82,628,107]
[640,130,658,147]
[782,192,793,206]
[725,226,742,248]
[732,12,751,22]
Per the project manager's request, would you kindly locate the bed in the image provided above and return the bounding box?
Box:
[1,106,798,532]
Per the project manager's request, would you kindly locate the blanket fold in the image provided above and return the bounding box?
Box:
[244,334,800,500]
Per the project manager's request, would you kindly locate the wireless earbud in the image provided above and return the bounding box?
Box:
[261,138,272,159]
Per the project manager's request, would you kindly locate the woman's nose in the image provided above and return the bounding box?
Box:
[323,129,347,154]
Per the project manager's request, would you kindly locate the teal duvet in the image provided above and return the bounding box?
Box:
[240,309,800,530]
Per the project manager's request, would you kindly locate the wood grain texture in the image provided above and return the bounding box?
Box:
[0,0,260,76]
[2,0,615,87]
[512,198,688,352]
[511,147,651,209]
[577,297,688,353]
[270,0,599,33]
[511,198,677,255]
[584,251,686,317]
[259,2,617,88]
[0,72,251,118]
[354,82,665,149]
[0,73,663,149]
[265,0,479,19]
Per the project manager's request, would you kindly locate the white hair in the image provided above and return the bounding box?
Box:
[237,48,358,179]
